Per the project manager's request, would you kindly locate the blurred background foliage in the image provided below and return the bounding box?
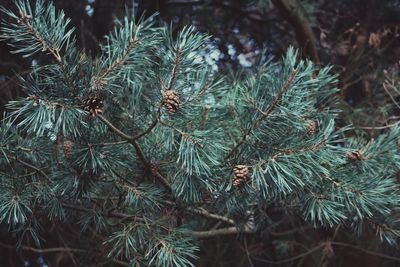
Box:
[0,0,399,266]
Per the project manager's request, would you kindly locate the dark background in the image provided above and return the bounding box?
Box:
[1,0,400,266]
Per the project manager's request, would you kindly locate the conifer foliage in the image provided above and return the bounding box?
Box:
[0,0,400,265]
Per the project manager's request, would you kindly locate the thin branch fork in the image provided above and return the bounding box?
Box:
[97,114,159,142]
[9,155,48,180]
[225,68,298,159]
[97,114,171,192]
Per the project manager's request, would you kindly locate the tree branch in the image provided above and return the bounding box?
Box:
[164,200,235,225]
[185,206,235,225]
[97,39,139,80]
[0,241,83,253]
[62,203,136,220]
[97,114,136,141]
[225,68,298,159]
[331,241,400,262]
[97,114,158,142]
[192,226,255,239]
[0,242,129,266]
[272,0,319,63]
[9,155,48,180]
[251,243,325,264]
[97,114,171,192]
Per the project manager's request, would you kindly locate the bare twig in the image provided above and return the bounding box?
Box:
[0,242,129,266]
[358,121,400,130]
[186,206,234,225]
[331,241,400,262]
[251,243,325,264]
[244,237,255,267]
[383,83,400,111]
[94,140,129,147]
[62,203,135,220]
[164,200,235,225]
[9,155,48,180]
[192,226,255,238]
[0,241,83,253]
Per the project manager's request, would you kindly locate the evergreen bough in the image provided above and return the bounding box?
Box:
[0,0,400,265]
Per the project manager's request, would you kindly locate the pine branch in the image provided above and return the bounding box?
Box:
[12,2,73,88]
[225,68,298,159]
[16,12,61,62]
[97,39,139,80]
[321,174,362,196]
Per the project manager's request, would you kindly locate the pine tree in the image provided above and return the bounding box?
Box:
[0,0,400,266]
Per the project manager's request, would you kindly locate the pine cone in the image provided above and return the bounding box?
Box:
[26,95,39,107]
[232,165,249,186]
[62,140,74,159]
[306,121,318,135]
[83,97,103,117]
[163,90,180,113]
[347,150,365,161]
